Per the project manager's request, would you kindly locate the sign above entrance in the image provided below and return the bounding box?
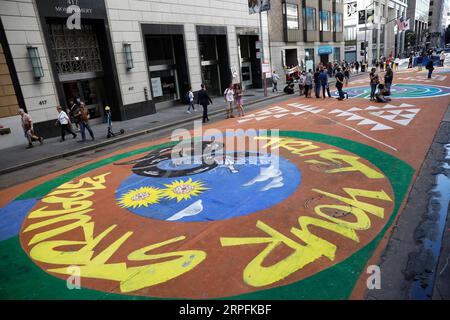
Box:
[35,0,105,19]
[318,46,333,55]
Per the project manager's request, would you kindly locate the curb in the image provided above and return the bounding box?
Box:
[0,93,287,175]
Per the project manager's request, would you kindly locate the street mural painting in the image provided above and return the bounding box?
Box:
[328,103,422,131]
[237,105,323,124]
[333,84,450,99]
[397,75,447,83]
[0,131,414,299]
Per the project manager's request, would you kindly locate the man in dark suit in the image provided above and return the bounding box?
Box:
[196,84,213,123]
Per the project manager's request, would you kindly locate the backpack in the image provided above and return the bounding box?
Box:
[182,92,190,104]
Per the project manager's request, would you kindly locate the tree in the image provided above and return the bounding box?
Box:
[445,25,450,45]
[405,30,416,51]
[430,32,442,48]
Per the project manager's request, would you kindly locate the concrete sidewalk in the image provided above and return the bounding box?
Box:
[0,72,368,175]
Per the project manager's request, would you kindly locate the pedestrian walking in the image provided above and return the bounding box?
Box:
[335,68,348,101]
[426,59,435,79]
[56,106,77,142]
[224,83,235,119]
[272,71,280,92]
[69,98,80,132]
[344,66,350,86]
[298,71,306,96]
[313,68,321,98]
[186,86,195,114]
[304,69,313,98]
[355,61,360,74]
[408,55,413,69]
[76,102,95,142]
[417,55,423,71]
[384,66,394,94]
[440,51,446,67]
[319,68,332,99]
[18,108,43,149]
[394,57,400,71]
[234,83,245,117]
[369,68,379,101]
[197,84,213,123]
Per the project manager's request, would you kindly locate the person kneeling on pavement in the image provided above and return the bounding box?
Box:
[284,82,295,94]
[375,84,392,103]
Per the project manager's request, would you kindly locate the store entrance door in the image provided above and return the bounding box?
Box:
[201,63,221,96]
[62,78,105,125]
[320,54,329,65]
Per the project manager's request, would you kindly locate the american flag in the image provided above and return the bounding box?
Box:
[397,16,409,31]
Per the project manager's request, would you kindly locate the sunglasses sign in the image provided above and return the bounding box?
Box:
[248,0,271,14]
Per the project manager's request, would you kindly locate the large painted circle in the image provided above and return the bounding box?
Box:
[0,131,415,300]
[333,83,450,99]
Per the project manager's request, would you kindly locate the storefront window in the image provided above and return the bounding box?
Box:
[147,36,174,66]
[334,47,341,62]
[334,13,343,32]
[320,11,331,32]
[305,48,315,71]
[199,36,217,61]
[286,4,299,29]
[304,7,316,31]
[48,23,103,75]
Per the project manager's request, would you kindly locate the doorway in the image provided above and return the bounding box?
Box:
[285,49,298,67]
[320,54,330,65]
[62,78,105,125]
[198,34,230,96]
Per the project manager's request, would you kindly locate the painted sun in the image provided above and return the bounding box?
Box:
[162,178,208,202]
[118,186,163,208]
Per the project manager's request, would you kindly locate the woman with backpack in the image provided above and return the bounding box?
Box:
[77,102,95,142]
[186,86,195,114]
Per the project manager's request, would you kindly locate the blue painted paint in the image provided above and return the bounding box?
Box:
[116,155,301,222]
[0,198,40,241]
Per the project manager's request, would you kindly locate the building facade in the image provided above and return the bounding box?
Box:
[407,0,430,48]
[267,0,345,75]
[0,0,270,149]
[344,0,408,64]
[428,0,450,47]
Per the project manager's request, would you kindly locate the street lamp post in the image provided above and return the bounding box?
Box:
[259,10,268,97]
[364,0,376,66]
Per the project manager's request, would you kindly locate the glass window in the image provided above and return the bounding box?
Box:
[344,26,356,41]
[146,36,174,66]
[286,4,299,29]
[334,47,341,62]
[320,11,331,32]
[334,13,343,32]
[304,7,316,31]
[199,35,217,61]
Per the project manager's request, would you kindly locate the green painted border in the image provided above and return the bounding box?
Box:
[0,131,415,300]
